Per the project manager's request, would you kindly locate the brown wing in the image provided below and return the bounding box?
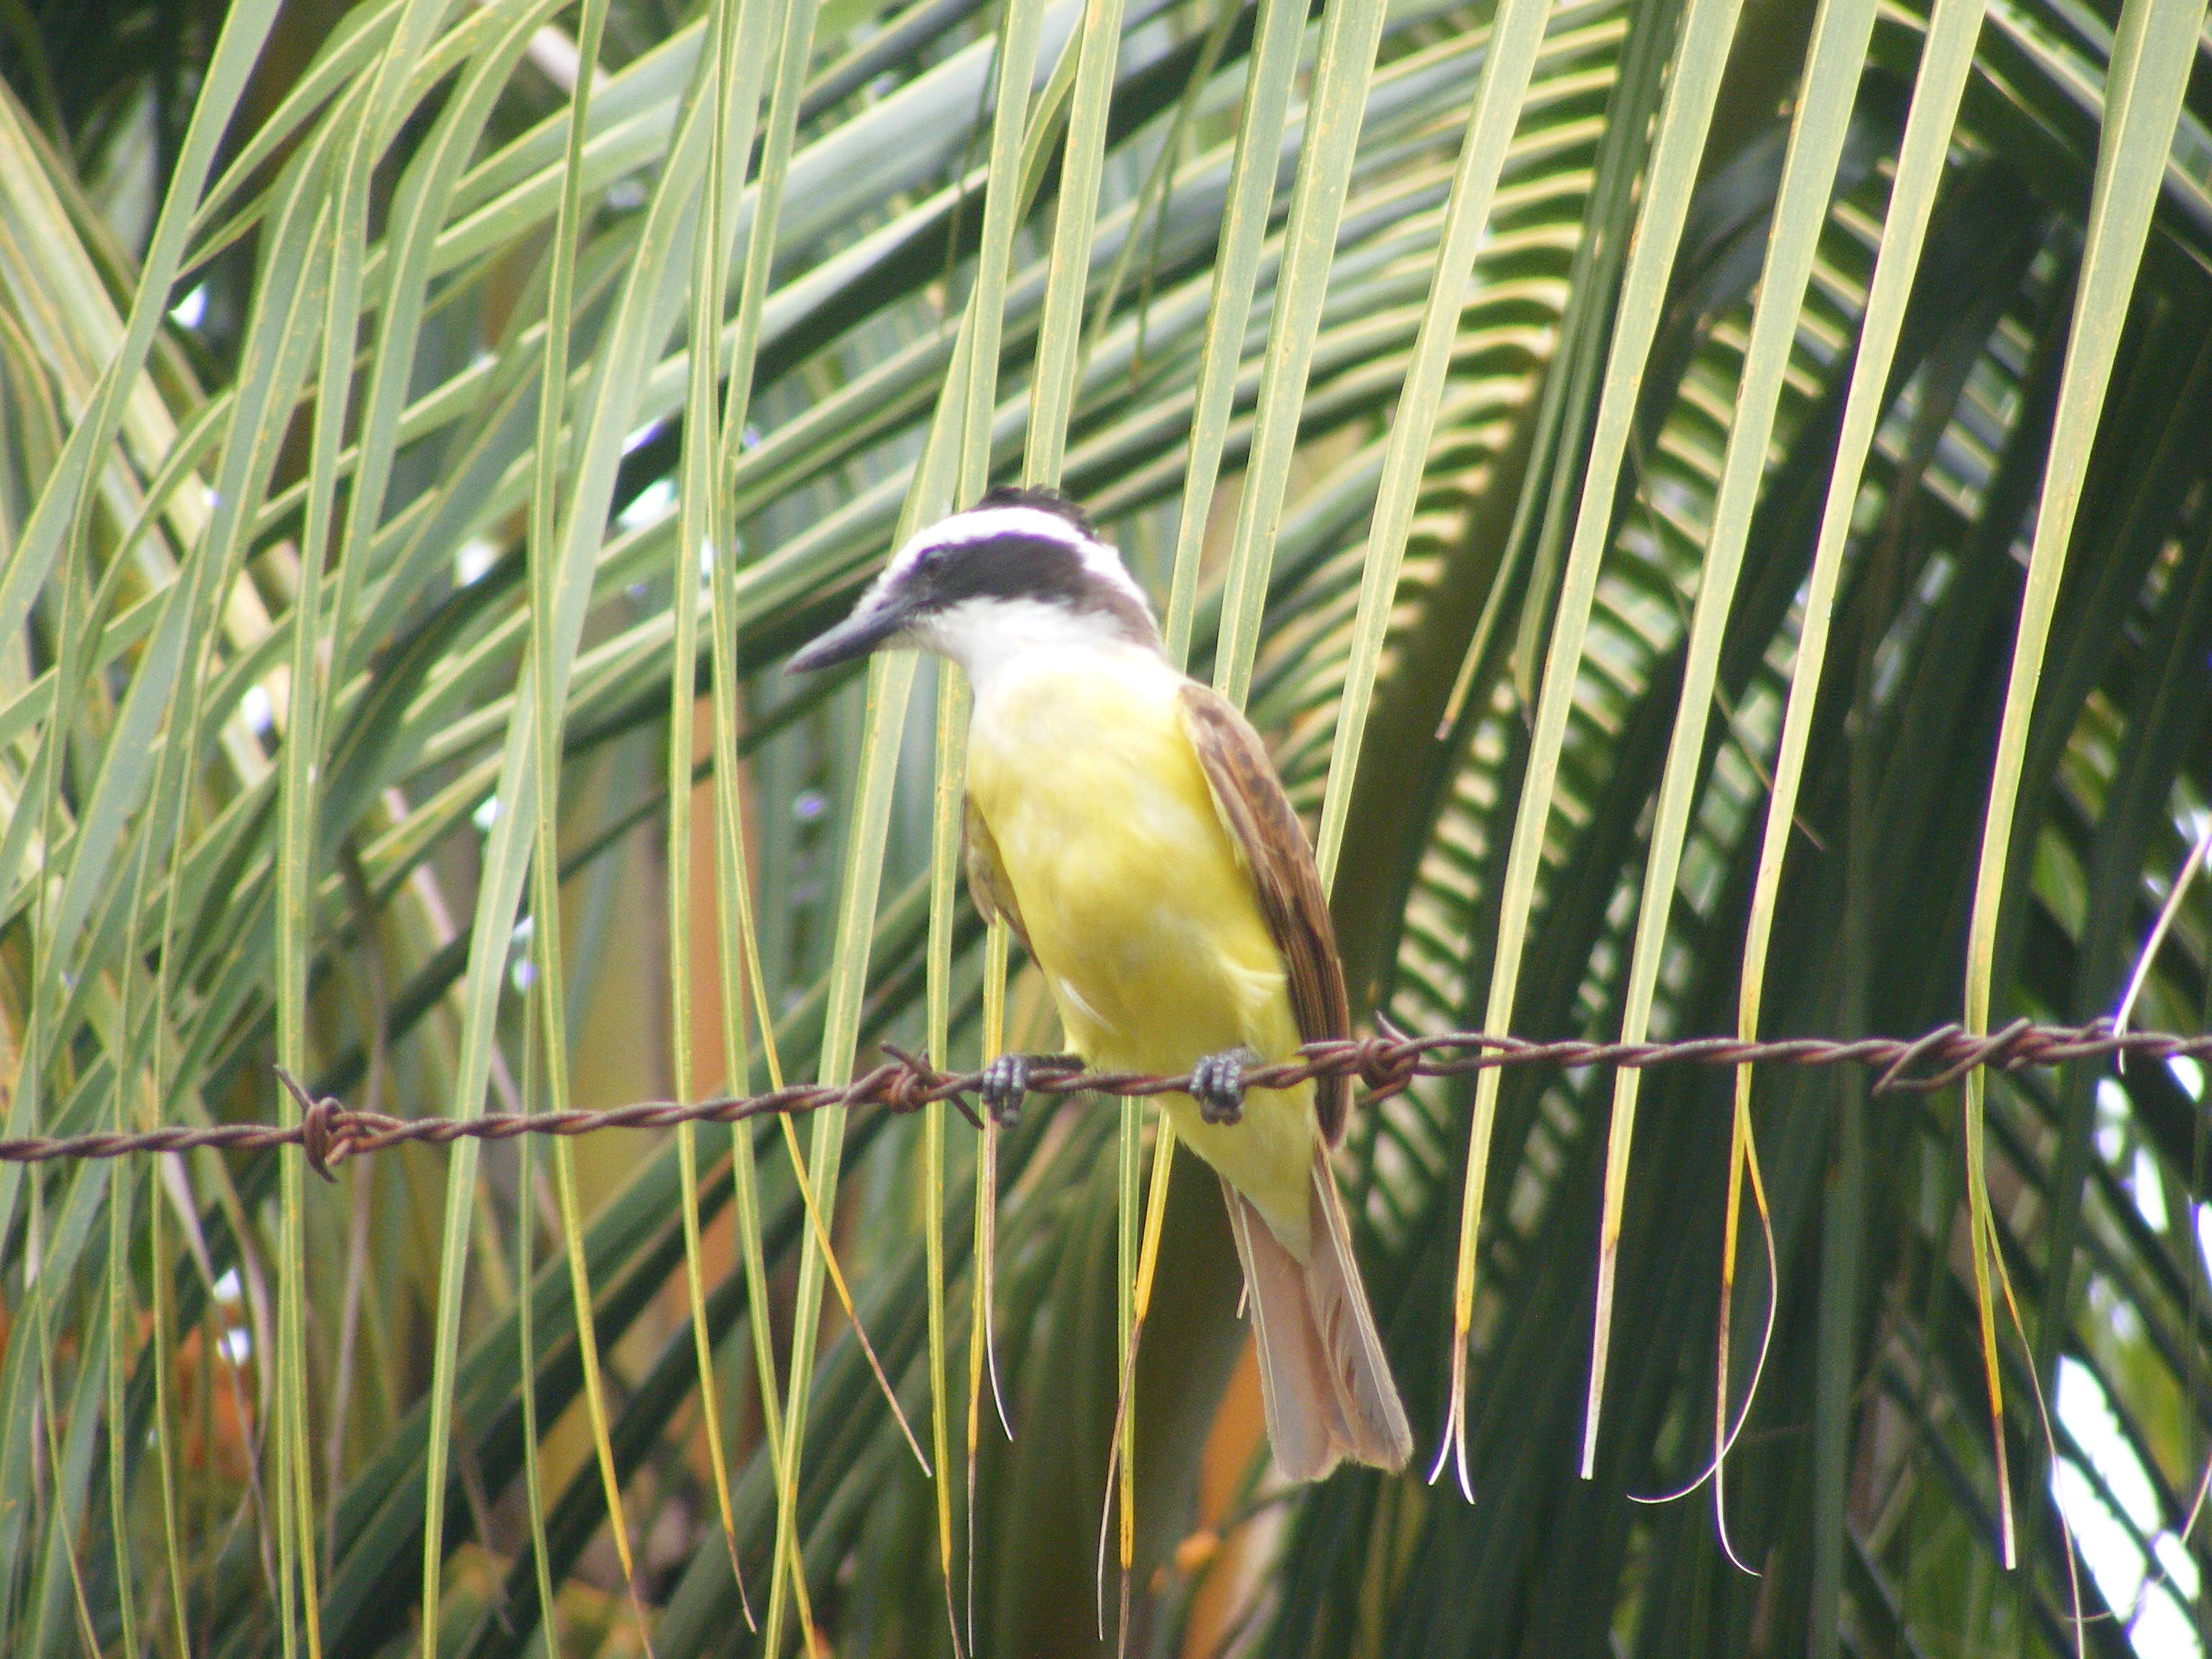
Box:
[1177,683,1353,1145]
[963,796,1033,955]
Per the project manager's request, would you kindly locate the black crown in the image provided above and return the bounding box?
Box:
[974,484,1099,540]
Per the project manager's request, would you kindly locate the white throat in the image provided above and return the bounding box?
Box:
[920,597,1162,701]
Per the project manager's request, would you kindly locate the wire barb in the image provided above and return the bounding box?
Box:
[273,1067,344,1182]
[0,1019,2202,1170]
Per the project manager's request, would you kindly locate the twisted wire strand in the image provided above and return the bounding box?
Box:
[2,1018,2204,1180]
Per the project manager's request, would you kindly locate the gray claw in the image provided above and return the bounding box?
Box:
[1190,1047,1258,1126]
[980,1053,1082,1126]
[982,1055,1030,1126]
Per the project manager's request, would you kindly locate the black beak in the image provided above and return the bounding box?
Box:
[785,599,911,675]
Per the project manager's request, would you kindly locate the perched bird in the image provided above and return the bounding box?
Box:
[787,486,1411,1481]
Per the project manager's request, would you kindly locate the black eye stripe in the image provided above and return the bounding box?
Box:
[922,534,1090,606]
[901,530,1160,649]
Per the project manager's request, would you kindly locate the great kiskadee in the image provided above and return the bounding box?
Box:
[788,486,1412,1481]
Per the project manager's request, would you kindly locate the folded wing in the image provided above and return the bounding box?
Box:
[1176,682,1352,1144]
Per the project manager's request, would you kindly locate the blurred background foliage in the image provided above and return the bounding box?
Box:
[1,0,2210,1651]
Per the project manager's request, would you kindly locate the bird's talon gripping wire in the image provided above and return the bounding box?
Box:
[981,1056,1028,1125]
[981,1053,1082,1126]
[1190,1048,1259,1126]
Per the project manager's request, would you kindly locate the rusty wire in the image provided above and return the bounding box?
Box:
[1,1017,2205,1181]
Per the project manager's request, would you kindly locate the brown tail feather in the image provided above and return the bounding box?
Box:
[1223,1182,1340,1481]
[1220,1150,1412,1481]
[1304,1146,1413,1468]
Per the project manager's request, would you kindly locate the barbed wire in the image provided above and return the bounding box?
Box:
[1,1018,2204,1181]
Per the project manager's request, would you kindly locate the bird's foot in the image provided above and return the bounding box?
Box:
[1190,1047,1260,1126]
[980,1053,1082,1127]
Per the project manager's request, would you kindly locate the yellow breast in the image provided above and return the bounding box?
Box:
[965,650,1314,1249]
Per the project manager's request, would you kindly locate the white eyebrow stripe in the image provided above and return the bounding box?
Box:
[878,503,1155,619]
[891,506,1099,568]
